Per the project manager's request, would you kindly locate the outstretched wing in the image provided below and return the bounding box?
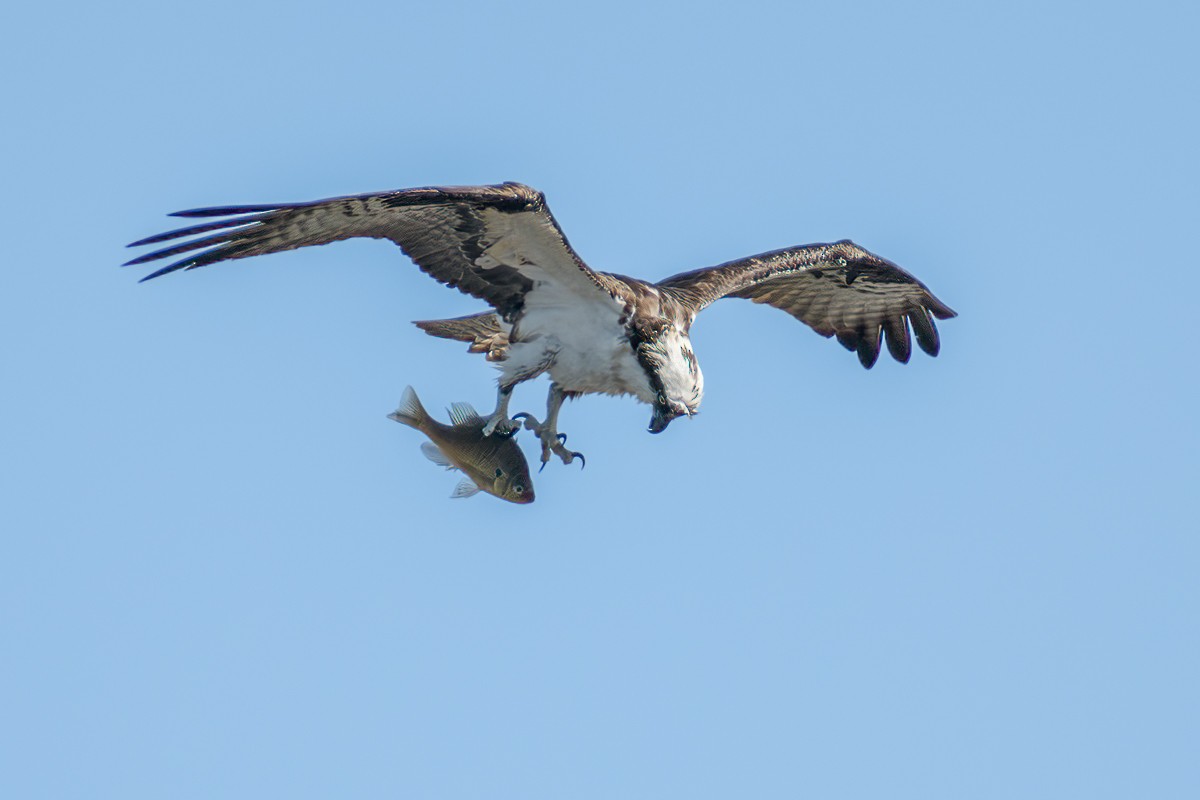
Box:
[125,182,609,320]
[658,240,957,369]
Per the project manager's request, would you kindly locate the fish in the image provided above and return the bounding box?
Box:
[387,386,535,504]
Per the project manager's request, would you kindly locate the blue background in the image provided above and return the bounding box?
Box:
[4,2,1197,797]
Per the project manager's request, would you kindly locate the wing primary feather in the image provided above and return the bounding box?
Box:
[122,226,258,267]
[170,204,290,218]
[884,316,912,363]
[136,241,259,282]
[127,217,264,248]
[138,258,206,282]
[911,307,941,356]
[139,264,185,282]
[927,297,958,320]
[175,240,263,270]
[856,325,882,369]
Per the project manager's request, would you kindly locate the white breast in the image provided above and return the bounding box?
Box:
[501,282,654,402]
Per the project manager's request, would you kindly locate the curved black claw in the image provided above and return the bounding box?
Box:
[572,451,586,469]
[556,433,568,444]
[511,412,533,423]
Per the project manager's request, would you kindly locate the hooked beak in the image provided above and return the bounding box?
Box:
[648,404,683,434]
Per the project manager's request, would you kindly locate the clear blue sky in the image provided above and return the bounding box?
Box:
[3,2,1197,797]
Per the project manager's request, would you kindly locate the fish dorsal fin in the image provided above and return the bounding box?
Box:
[420,441,455,469]
[446,402,482,426]
[450,478,480,499]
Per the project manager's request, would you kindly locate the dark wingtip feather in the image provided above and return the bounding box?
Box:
[127,217,260,248]
[925,294,957,320]
[170,204,283,218]
[856,326,882,369]
[131,239,256,280]
[884,317,912,363]
[121,226,246,267]
[931,303,957,320]
[124,249,177,267]
[911,307,941,357]
[138,262,190,282]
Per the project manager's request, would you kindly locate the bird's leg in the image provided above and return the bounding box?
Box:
[512,383,584,470]
[481,383,519,437]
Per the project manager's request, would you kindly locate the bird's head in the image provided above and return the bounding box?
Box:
[635,327,703,434]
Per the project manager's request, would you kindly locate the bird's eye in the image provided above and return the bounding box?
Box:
[494,468,504,477]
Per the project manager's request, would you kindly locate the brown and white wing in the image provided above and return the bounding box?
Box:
[125,182,611,319]
[658,240,957,368]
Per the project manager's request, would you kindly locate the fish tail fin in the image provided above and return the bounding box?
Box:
[387,385,428,429]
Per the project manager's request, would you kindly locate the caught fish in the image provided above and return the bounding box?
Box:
[388,386,535,504]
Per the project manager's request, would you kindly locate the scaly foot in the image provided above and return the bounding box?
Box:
[512,413,586,471]
[481,412,521,438]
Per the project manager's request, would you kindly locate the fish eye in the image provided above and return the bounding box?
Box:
[514,485,524,494]
[494,468,504,477]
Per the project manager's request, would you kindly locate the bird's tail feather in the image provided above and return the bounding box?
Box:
[413,312,502,343]
[414,313,510,361]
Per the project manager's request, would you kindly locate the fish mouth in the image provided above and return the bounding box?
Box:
[503,489,535,504]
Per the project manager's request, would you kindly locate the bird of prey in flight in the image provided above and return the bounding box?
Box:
[127,182,956,467]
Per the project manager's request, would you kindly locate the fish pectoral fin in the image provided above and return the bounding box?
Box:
[450,478,480,499]
[446,402,483,426]
[420,441,455,469]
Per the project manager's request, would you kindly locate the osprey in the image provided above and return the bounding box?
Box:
[126,182,956,466]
